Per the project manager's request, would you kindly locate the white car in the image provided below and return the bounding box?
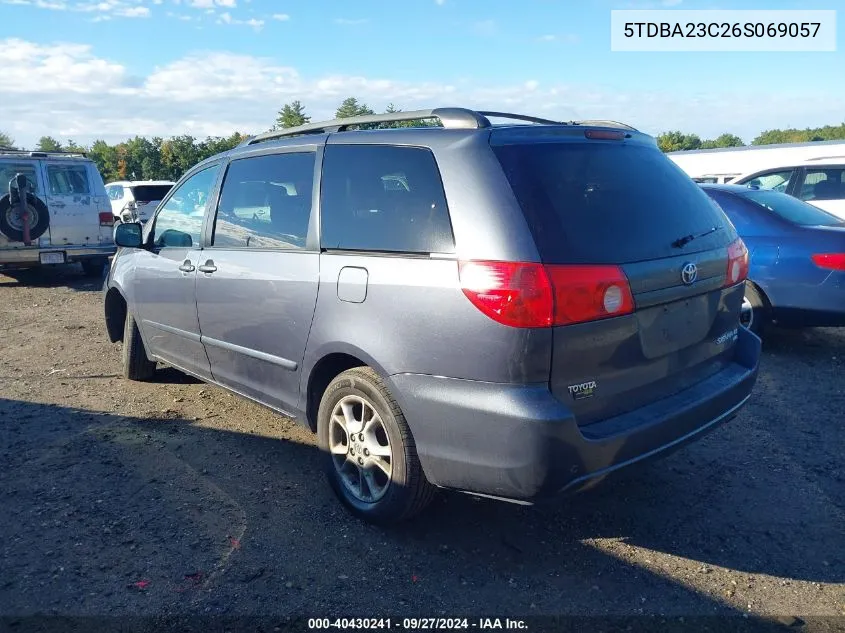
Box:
[0,149,116,277]
[732,156,845,220]
[105,180,174,224]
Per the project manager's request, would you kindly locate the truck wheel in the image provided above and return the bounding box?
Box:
[317,367,436,524]
[0,193,50,242]
[122,311,156,381]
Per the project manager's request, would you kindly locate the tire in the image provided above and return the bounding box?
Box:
[0,192,50,242]
[740,282,770,337]
[81,258,108,278]
[122,311,156,381]
[317,367,436,524]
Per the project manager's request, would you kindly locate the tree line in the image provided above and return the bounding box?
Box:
[2,98,845,181]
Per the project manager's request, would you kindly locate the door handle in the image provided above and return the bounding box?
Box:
[51,202,66,208]
[178,260,195,273]
[198,260,217,274]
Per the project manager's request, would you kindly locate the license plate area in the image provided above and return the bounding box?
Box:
[39,251,66,265]
[636,293,717,359]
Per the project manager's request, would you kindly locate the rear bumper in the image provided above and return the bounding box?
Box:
[389,326,761,501]
[0,245,116,267]
[770,271,845,327]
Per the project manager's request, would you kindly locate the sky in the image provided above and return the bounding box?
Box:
[0,0,843,148]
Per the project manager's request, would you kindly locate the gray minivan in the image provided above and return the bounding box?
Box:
[104,108,761,523]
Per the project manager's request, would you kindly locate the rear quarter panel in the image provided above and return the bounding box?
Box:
[301,253,553,390]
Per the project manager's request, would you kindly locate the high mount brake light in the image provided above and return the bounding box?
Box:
[585,130,626,140]
[459,261,634,328]
[725,238,749,286]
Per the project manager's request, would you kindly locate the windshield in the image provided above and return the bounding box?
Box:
[492,141,731,263]
[742,189,844,227]
[131,184,173,202]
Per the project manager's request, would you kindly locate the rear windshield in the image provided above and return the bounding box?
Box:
[741,189,844,227]
[131,185,172,202]
[0,162,40,193]
[492,142,732,263]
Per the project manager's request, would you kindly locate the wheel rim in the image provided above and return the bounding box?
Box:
[740,295,754,329]
[6,204,40,231]
[329,395,393,503]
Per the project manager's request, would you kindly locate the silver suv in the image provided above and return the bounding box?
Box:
[103,108,761,523]
[0,149,116,277]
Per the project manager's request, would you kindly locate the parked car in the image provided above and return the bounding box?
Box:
[0,149,116,277]
[103,108,761,523]
[105,180,175,224]
[701,184,845,335]
[731,157,845,220]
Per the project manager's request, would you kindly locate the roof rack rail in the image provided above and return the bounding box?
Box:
[243,107,491,146]
[805,155,845,161]
[569,120,639,132]
[0,148,88,158]
[239,108,639,147]
[476,111,562,125]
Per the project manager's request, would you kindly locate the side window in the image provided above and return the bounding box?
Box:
[212,152,315,250]
[320,145,454,254]
[107,185,124,201]
[743,169,795,193]
[152,165,220,248]
[798,168,845,201]
[46,164,90,195]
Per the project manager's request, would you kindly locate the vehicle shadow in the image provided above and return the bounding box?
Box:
[0,265,104,292]
[0,394,837,623]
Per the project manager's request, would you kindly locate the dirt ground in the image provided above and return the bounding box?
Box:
[0,266,842,630]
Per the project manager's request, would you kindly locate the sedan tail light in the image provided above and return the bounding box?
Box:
[725,238,749,286]
[811,253,845,271]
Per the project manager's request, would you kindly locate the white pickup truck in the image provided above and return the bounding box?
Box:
[0,149,116,277]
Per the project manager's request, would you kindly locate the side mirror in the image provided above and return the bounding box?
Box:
[114,222,143,248]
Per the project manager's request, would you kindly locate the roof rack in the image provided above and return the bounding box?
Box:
[0,148,87,158]
[476,111,562,125]
[243,108,489,146]
[241,108,639,146]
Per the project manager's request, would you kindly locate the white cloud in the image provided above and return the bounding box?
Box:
[1,38,843,149]
[115,5,149,17]
[472,19,497,37]
[216,10,262,28]
[271,13,289,21]
[2,0,154,18]
[334,18,368,25]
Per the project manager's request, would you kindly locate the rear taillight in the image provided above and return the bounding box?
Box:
[811,253,845,271]
[459,261,553,328]
[725,238,749,286]
[99,212,114,227]
[546,265,635,326]
[458,261,634,328]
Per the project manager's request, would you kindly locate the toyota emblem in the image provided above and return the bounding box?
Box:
[681,262,698,285]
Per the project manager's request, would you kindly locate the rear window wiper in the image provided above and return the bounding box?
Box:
[672,226,722,249]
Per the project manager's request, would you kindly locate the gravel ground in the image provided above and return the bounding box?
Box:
[0,266,842,631]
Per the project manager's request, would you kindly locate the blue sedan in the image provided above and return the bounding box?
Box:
[701,184,845,335]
